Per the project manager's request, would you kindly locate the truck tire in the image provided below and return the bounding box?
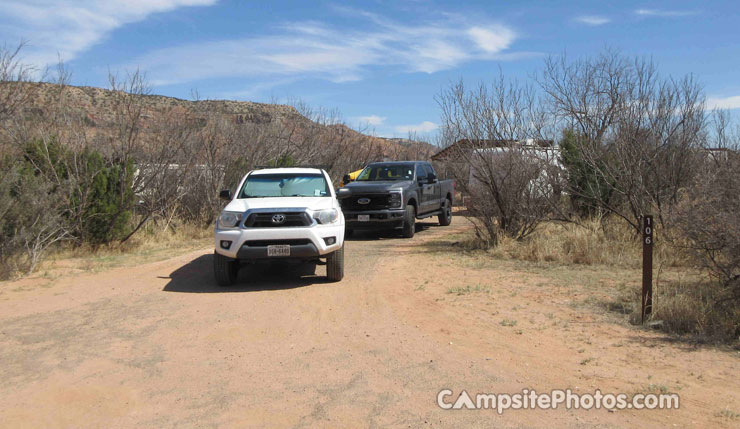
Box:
[438,198,452,226]
[326,244,344,282]
[402,204,415,238]
[213,252,239,286]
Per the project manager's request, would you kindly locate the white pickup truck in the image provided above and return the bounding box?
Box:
[213,167,349,286]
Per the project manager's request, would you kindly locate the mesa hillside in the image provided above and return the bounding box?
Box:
[13,81,434,160]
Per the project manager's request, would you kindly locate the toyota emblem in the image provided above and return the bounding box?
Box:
[271,214,286,224]
[357,198,371,204]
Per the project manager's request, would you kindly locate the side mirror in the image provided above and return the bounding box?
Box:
[219,189,233,201]
[428,174,437,184]
[336,188,352,200]
[342,174,352,185]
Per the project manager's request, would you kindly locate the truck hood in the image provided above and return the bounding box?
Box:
[343,181,413,193]
[223,197,335,213]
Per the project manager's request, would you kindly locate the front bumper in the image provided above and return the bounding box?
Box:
[214,223,344,260]
[236,241,320,259]
[344,209,406,229]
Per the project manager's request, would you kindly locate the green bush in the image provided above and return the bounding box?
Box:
[78,150,134,245]
[0,148,67,275]
[21,139,134,245]
[268,153,296,167]
[559,129,615,218]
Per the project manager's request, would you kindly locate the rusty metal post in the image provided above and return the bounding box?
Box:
[641,215,654,323]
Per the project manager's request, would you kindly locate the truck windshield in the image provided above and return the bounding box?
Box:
[355,164,414,181]
[239,173,330,198]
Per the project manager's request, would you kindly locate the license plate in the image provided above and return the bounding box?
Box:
[358,214,370,222]
[267,245,290,257]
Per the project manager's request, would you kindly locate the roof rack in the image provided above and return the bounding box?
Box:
[254,164,333,171]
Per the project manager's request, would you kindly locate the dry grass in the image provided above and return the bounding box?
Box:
[438,216,738,343]
[651,279,740,340]
[715,408,740,421]
[500,319,518,327]
[27,222,212,280]
[485,218,685,269]
[447,284,491,295]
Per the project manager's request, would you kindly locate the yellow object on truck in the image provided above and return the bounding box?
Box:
[339,169,364,187]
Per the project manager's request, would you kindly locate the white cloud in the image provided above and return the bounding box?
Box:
[394,121,438,134]
[634,9,697,17]
[574,15,610,26]
[707,95,740,110]
[467,26,516,53]
[355,115,387,126]
[129,14,524,86]
[0,0,218,67]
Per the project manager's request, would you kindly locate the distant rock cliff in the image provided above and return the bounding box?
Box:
[16,82,435,159]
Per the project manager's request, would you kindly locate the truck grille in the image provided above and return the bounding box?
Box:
[244,212,312,227]
[341,194,392,211]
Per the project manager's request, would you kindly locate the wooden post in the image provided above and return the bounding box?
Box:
[641,215,654,323]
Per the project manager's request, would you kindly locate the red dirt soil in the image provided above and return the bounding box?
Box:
[0,217,738,427]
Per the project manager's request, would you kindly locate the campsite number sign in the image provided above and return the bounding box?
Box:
[643,216,653,245]
[641,215,653,322]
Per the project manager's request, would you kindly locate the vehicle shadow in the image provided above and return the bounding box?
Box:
[345,221,440,241]
[162,254,328,293]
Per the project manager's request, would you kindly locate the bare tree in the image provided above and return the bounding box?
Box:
[122,106,201,239]
[0,42,36,125]
[538,49,705,231]
[437,76,559,246]
[670,142,740,306]
[0,44,72,275]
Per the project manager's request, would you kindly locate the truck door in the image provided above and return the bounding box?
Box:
[415,164,431,214]
[424,163,442,211]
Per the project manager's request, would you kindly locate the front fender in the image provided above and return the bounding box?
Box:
[404,188,419,209]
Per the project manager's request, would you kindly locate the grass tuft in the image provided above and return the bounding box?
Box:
[447,284,491,295]
[715,408,740,420]
[500,319,517,327]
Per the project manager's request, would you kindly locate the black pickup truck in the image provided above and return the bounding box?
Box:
[340,161,454,238]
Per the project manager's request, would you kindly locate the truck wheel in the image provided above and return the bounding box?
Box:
[326,244,344,282]
[402,204,415,238]
[438,198,452,226]
[213,252,239,286]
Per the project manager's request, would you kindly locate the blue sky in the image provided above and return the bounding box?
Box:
[1,0,739,137]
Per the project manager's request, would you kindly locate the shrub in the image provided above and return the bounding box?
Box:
[559,129,615,218]
[652,279,740,340]
[437,77,558,247]
[22,139,134,246]
[668,152,740,339]
[0,149,69,275]
[464,147,559,246]
[78,150,134,245]
[267,153,296,167]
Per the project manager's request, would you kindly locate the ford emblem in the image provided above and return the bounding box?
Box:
[357,198,371,204]
[271,214,286,224]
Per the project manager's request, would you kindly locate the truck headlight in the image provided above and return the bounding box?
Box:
[218,211,242,229]
[388,191,402,208]
[313,208,338,224]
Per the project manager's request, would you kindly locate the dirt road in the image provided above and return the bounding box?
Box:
[1,218,738,427]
